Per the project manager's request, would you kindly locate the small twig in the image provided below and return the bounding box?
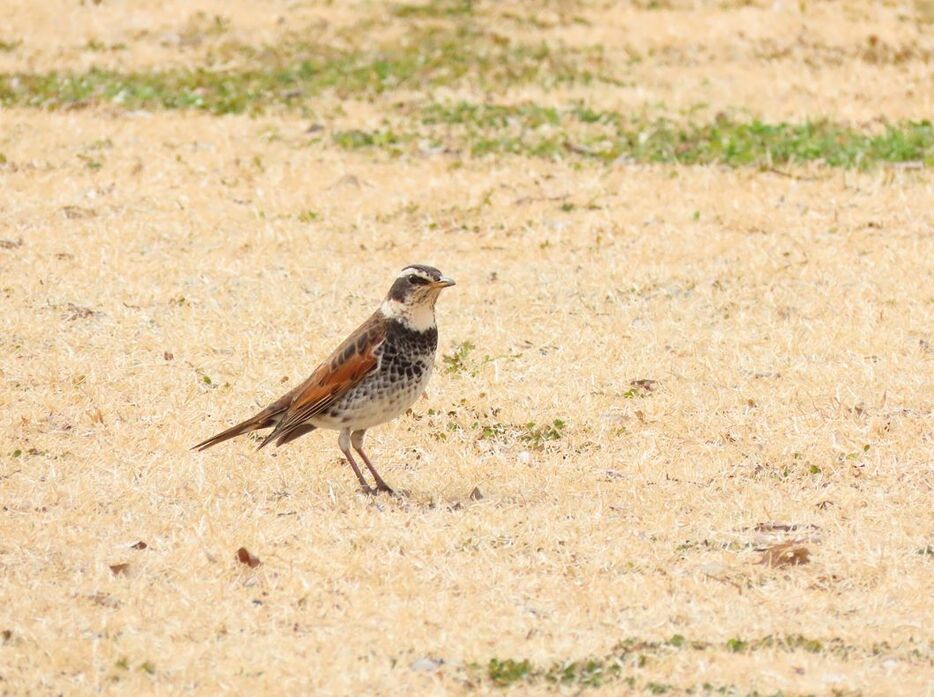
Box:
[764,167,825,181]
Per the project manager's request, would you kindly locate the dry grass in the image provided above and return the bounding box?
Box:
[1,1,933,695]
[3,0,934,121]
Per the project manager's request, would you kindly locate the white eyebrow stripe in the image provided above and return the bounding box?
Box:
[399,267,433,279]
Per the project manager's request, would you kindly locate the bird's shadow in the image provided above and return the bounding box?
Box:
[362,486,487,513]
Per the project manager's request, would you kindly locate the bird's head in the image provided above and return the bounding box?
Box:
[381,265,455,331]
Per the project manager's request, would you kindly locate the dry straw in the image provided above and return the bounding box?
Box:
[1,1,933,694]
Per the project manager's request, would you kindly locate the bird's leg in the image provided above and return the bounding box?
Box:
[338,429,375,495]
[350,430,394,494]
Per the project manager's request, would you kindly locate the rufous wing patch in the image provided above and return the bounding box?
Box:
[273,315,386,435]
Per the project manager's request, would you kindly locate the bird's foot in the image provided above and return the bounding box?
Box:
[371,478,396,495]
[382,486,411,499]
[359,481,402,497]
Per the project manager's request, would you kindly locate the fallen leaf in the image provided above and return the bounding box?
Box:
[237,547,260,568]
[629,378,658,392]
[62,205,97,219]
[809,573,843,590]
[130,541,148,550]
[109,563,130,576]
[758,542,810,568]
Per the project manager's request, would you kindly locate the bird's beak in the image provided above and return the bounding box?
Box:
[432,275,456,288]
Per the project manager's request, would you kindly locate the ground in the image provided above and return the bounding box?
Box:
[0,1,932,695]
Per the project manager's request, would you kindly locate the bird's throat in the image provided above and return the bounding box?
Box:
[380,298,437,332]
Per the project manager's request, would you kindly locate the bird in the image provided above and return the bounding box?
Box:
[192,264,456,495]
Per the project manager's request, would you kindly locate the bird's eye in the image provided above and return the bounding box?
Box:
[408,274,429,285]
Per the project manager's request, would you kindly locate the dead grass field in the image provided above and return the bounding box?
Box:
[4,0,934,121]
[1,1,933,695]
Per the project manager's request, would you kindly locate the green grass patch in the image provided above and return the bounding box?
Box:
[520,419,567,448]
[414,101,934,167]
[487,658,533,686]
[391,0,475,18]
[337,101,934,168]
[474,634,925,690]
[472,418,567,449]
[0,27,597,114]
[442,340,476,375]
[3,38,931,169]
[484,655,627,688]
[332,128,409,155]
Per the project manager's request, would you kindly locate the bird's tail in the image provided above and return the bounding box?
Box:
[192,417,264,451]
[192,396,291,451]
[261,423,316,449]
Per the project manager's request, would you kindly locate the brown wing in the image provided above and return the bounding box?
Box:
[257,312,387,448]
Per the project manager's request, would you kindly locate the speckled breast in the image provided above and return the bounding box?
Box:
[311,323,439,431]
